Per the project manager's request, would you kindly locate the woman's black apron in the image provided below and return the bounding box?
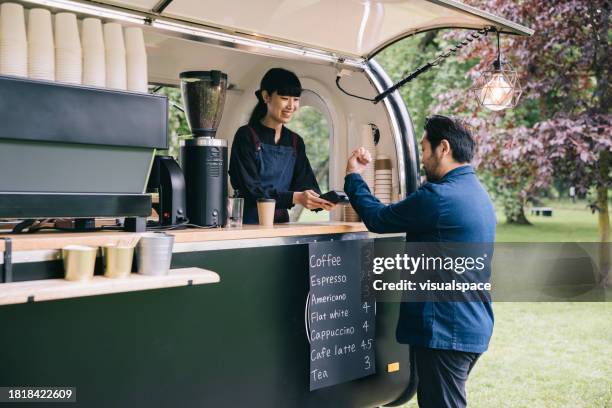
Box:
[243,126,297,224]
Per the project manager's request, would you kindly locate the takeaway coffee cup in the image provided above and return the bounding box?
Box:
[62,245,98,281]
[136,232,174,276]
[256,198,275,227]
[102,244,134,279]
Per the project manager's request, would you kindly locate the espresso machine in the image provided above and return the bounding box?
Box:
[179,71,228,227]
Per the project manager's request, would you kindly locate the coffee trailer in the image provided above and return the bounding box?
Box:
[0,1,532,406]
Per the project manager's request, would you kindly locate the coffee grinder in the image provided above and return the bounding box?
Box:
[179,70,228,227]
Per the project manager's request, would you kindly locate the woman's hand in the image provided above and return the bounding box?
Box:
[293,190,336,211]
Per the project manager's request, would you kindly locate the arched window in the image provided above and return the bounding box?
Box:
[287,89,332,222]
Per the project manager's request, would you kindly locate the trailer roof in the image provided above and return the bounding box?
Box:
[92,0,534,60]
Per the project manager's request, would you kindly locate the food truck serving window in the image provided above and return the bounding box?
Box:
[287,89,333,223]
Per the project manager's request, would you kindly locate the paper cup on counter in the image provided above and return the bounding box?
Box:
[257,198,276,227]
[136,232,174,276]
[82,18,106,87]
[62,245,98,281]
[102,244,134,279]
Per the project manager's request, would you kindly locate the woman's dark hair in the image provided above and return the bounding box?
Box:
[424,115,475,163]
[248,68,302,125]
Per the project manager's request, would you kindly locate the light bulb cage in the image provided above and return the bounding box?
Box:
[472,60,522,110]
[471,31,522,111]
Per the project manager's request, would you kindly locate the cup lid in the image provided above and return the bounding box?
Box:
[257,198,276,203]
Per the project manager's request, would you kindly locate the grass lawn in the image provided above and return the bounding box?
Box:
[496,202,601,242]
[400,201,612,408]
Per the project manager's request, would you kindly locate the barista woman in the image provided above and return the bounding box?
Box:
[229,68,335,224]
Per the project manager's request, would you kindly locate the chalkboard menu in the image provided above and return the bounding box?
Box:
[308,239,375,391]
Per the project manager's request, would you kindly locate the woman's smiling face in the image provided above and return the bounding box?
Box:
[262,90,300,124]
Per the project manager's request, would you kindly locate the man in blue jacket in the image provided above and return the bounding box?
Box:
[344,115,496,408]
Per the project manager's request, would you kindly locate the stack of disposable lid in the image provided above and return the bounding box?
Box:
[343,199,361,222]
[0,3,148,93]
[374,155,392,204]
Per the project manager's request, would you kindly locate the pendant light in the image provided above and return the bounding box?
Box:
[472,30,522,111]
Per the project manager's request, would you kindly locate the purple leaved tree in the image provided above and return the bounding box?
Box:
[438,0,610,284]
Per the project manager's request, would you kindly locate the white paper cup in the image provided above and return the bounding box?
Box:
[28,8,53,44]
[28,9,55,80]
[56,47,82,84]
[83,46,105,86]
[0,44,27,76]
[124,27,147,92]
[126,53,147,92]
[124,27,145,54]
[55,13,81,49]
[103,23,125,51]
[105,48,126,89]
[0,3,27,42]
[103,24,126,89]
[82,18,105,48]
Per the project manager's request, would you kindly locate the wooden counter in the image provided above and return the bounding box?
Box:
[0,267,220,306]
[0,222,368,252]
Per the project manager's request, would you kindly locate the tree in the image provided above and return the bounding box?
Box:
[455,0,611,282]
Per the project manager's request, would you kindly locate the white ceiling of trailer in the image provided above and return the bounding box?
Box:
[94,0,533,59]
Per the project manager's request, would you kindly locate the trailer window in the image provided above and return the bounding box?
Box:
[287,90,332,222]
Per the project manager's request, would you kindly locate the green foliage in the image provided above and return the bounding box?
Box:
[287,106,330,193]
[375,31,479,137]
[151,86,190,158]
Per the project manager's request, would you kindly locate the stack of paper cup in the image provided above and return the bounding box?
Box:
[343,203,361,223]
[55,13,82,84]
[0,3,28,77]
[104,23,126,90]
[360,124,377,190]
[81,18,105,87]
[27,8,55,81]
[374,155,393,205]
[124,27,147,92]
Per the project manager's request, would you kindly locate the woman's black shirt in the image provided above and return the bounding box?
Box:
[228,121,321,209]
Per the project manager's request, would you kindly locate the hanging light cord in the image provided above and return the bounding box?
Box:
[335,26,497,104]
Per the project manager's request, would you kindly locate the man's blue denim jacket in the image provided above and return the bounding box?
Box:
[345,165,496,353]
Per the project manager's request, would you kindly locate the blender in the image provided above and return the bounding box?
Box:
[179,70,229,227]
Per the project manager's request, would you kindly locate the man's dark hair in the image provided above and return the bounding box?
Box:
[424,115,475,163]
